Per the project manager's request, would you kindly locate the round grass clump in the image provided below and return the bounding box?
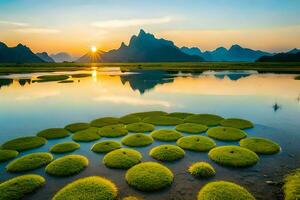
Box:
[175,123,208,134]
[37,128,70,139]
[150,129,183,141]
[6,152,53,172]
[240,137,280,155]
[36,75,69,82]
[283,169,300,200]
[103,148,142,169]
[127,111,167,119]
[125,162,173,191]
[143,116,184,126]
[176,136,216,152]
[50,142,80,153]
[52,176,118,200]
[119,115,141,124]
[98,124,128,137]
[166,112,195,119]
[221,118,254,129]
[188,162,216,178]
[123,196,143,200]
[208,146,259,167]
[185,114,224,126]
[0,174,45,200]
[45,155,88,176]
[72,127,101,142]
[65,122,90,133]
[91,141,121,153]
[90,117,120,128]
[149,145,185,161]
[207,126,247,141]
[0,136,47,152]
[126,122,155,133]
[122,133,154,147]
[0,150,19,162]
[198,181,255,200]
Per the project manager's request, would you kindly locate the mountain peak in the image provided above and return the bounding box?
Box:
[230,44,242,50]
[0,42,8,48]
[138,29,146,36]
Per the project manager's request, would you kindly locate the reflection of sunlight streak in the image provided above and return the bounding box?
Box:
[92,69,97,82]
[15,91,60,101]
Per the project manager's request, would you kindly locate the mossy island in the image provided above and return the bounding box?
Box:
[240,137,280,154]
[90,117,120,128]
[188,162,216,178]
[119,115,141,124]
[149,145,185,161]
[0,149,19,162]
[98,124,128,137]
[50,142,80,153]
[37,128,70,139]
[283,169,300,200]
[126,111,167,119]
[150,129,183,141]
[175,123,208,134]
[121,133,154,147]
[185,114,224,126]
[221,118,254,129]
[176,136,216,152]
[91,141,121,153]
[207,126,247,141]
[126,122,155,133]
[143,116,183,126]
[0,136,47,151]
[103,148,142,169]
[34,74,69,82]
[64,122,90,133]
[72,127,101,142]
[166,112,195,119]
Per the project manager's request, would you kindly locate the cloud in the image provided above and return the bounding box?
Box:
[0,20,29,27]
[91,16,172,28]
[15,28,60,34]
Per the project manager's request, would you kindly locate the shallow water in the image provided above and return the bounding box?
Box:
[0,68,300,200]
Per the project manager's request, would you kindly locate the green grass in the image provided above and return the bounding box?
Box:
[240,137,280,154]
[59,80,74,83]
[207,126,247,141]
[121,133,154,147]
[45,155,88,176]
[283,169,300,200]
[0,174,45,200]
[0,150,19,162]
[103,148,142,169]
[295,75,300,80]
[188,162,216,178]
[0,136,47,152]
[50,142,80,153]
[176,136,216,152]
[6,152,53,172]
[126,122,155,133]
[123,196,143,200]
[125,111,167,119]
[34,74,69,82]
[208,146,259,167]
[220,118,254,129]
[184,114,224,126]
[175,123,208,134]
[72,127,101,142]
[197,181,255,200]
[71,73,91,78]
[166,112,195,119]
[98,124,128,137]
[90,117,120,128]
[149,145,185,161]
[64,122,90,133]
[52,176,118,200]
[37,128,70,139]
[150,129,183,141]
[119,115,141,124]
[91,141,121,153]
[125,162,173,191]
[143,116,184,126]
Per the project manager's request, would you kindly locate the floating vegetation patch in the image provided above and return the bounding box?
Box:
[185,114,224,126]
[150,129,182,141]
[34,75,69,82]
[188,162,216,178]
[91,141,121,153]
[98,124,128,137]
[119,115,141,124]
[0,149,19,162]
[176,136,216,152]
[126,122,155,133]
[72,127,101,142]
[0,136,47,152]
[103,148,142,169]
[149,145,185,161]
[90,117,120,128]
[65,123,90,133]
[283,169,300,200]
[58,80,74,83]
[125,162,173,191]
[126,111,167,119]
[295,75,300,80]
[123,196,144,200]
[121,133,154,147]
[143,116,184,126]
[50,142,80,153]
[71,73,91,78]
[240,137,280,154]
[175,123,208,134]
[208,146,259,167]
[37,128,70,139]
[207,126,247,141]
[220,118,254,129]
[166,112,195,119]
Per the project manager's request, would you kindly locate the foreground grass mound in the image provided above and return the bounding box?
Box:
[123,196,143,200]
[0,150,19,162]
[207,126,247,141]
[37,128,70,139]
[119,115,141,124]
[188,162,216,178]
[126,111,167,119]
[122,134,154,147]
[149,145,185,161]
[52,176,118,200]
[91,141,121,153]
[46,155,88,176]
[0,174,45,200]
[150,129,183,141]
[103,148,142,169]
[185,114,224,126]
[208,146,259,167]
[35,75,69,82]
[90,117,120,128]
[64,122,90,133]
[283,169,300,200]
[98,124,128,137]
[176,136,216,152]
[143,116,183,126]
[175,123,208,134]
[221,118,254,129]
[50,142,80,153]
[1,136,46,151]
[197,181,255,200]
[166,112,194,119]
[6,152,53,172]
[126,122,155,133]
[72,127,101,142]
[240,137,280,154]
[125,162,173,191]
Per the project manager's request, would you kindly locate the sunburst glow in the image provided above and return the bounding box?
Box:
[91,46,97,53]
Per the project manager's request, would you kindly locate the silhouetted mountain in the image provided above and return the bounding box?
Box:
[257,52,300,62]
[288,48,300,54]
[180,47,202,56]
[36,52,55,63]
[0,42,44,63]
[0,78,13,89]
[50,52,75,63]
[76,50,106,63]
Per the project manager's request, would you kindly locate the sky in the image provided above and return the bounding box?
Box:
[0,0,300,56]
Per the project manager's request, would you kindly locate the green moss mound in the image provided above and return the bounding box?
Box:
[0,150,19,162]
[221,118,254,129]
[90,117,120,128]
[166,112,195,119]
[36,75,69,82]
[46,155,88,176]
[149,145,185,161]
[143,116,184,126]
[72,127,101,142]
[175,123,208,134]
[188,162,216,178]
[126,122,155,133]
[123,196,143,200]
[283,169,300,200]
[207,126,247,141]
[122,133,154,147]
[98,124,128,138]
[150,129,182,141]
[65,122,90,133]
[295,75,300,80]
[208,146,259,167]
[52,176,118,200]
[197,181,255,200]
[71,73,91,78]
[176,136,216,152]
[240,137,280,155]
[6,152,53,172]
[1,136,47,152]
[126,111,167,119]
[37,128,70,139]
[0,174,45,200]
[103,148,142,169]
[119,115,141,124]
[91,141,121,153]
[185,114,224,126]
[125,162,173,191]
[50,142,80,153]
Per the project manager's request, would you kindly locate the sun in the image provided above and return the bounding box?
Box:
[91,46,97,53]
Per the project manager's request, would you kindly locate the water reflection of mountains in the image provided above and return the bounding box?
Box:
[0,78,31,89]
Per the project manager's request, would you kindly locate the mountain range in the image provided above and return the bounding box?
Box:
[36,52,55,63]
[50,52,76,63]
[257,51,300,62]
